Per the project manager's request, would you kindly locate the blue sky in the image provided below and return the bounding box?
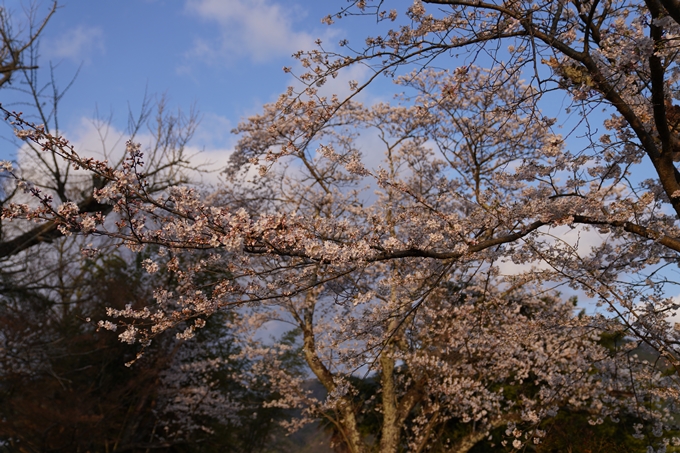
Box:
[1,0,407,159]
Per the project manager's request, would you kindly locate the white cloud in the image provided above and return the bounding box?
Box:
[496,224,611,276]
[184,0,319,63]
[16,115,225,192]
[43,26,105,63]
[192,112,234,149]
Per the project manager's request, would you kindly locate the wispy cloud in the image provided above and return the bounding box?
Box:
[184,0,319,64]
[43,26,105,63]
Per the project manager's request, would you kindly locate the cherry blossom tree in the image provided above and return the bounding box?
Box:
[220,67,678,452]
[297,0,680,362]
[5,0,680,451]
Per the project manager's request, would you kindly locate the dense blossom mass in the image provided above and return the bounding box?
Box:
[6,0,680,451]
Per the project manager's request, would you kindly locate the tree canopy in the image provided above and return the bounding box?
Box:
[5,0,680,451]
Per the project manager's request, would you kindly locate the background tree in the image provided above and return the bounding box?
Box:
[0,247,297,452]
[0,1,55,89]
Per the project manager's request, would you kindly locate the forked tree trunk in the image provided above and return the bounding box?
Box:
[299,289,367,453]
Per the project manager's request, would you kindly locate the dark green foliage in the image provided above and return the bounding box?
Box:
[469,411,651,453]
[535,412,650,453]
[0,248,291,452]
[0,252,161,452]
